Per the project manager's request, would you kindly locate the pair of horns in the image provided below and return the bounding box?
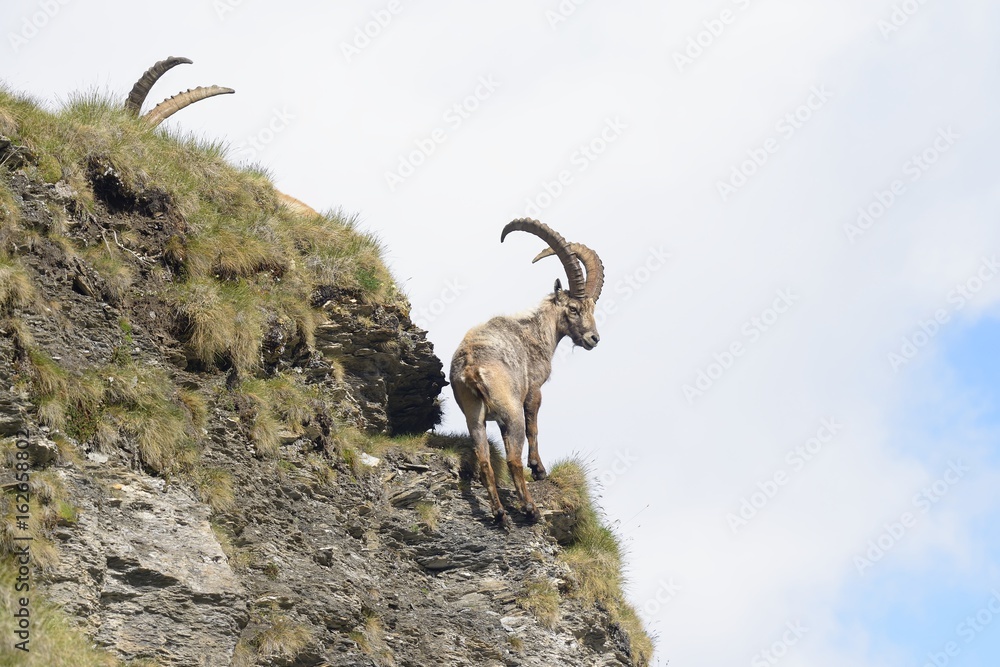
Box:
[125,56,234,126]
[501,218,604,301]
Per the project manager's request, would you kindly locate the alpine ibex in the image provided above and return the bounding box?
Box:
[451,219,604,528]
[125,57,317,217]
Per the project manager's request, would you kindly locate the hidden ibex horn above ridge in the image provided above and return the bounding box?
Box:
[124,56,234,127]
[450,219,604,529]
[125,57,317,217]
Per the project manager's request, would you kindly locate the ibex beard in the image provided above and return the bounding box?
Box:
[450,218,604,529]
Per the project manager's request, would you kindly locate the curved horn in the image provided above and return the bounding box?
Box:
[533,242,604,301]
[142,86,235,127]
[125,57,193,115]
[501,218,586,298]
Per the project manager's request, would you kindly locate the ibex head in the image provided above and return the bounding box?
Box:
[125,56,234,126]
[501,218,604,350]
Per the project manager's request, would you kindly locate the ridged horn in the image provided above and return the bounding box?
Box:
[501,218,586,298]
[142,86,235,127]
[125,57,193,115]
[533,242,604,301]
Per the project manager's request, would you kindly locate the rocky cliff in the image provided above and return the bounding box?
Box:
[0,89,652,666]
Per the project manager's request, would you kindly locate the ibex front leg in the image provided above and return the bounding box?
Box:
[524,388,547,481]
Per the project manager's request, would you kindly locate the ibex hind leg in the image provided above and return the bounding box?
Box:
[498,412,541,524]
[455,385,509,528]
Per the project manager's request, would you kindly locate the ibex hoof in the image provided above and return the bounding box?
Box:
[494,511,512,530]
[524,505,541,523]
[530,466,548,481]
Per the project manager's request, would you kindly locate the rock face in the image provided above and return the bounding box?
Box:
[46,465,247,666]
[312,286,445,435]
[58,430,639,667]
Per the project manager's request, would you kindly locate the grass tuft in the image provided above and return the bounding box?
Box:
[249,614,311,663]
[194,467,235,513]
[414,500,440,530]
[0,253,34,312]
[348,610,393,665]
[548,457,654,666]
[517,577,561,629]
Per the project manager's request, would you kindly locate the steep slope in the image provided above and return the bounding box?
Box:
[0,88,652,666]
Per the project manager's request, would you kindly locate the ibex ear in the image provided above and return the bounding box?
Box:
[553,279,562,294]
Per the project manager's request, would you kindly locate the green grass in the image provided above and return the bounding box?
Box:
[548,458,654,666]
[16,346,201,476]
[235,374,321,459]
[0,86,403,382]
[414,500,440,530]
[82,243,133,305]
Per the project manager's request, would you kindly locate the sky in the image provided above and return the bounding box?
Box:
[4,1,1000,665]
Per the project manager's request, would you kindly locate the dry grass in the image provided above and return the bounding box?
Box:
[193,467,235,513]
[248,614,312,663]
[0,253,35,312]
[169,278,264,375]
[548,458,654,666]
[414,500,440,530]
[0,562,122,666]
[0,177,23,251]
[348,610,393,665]
[236,374,319,459]
[211,522,251,573]
[517,577,561,629]
[423,431,510,485]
